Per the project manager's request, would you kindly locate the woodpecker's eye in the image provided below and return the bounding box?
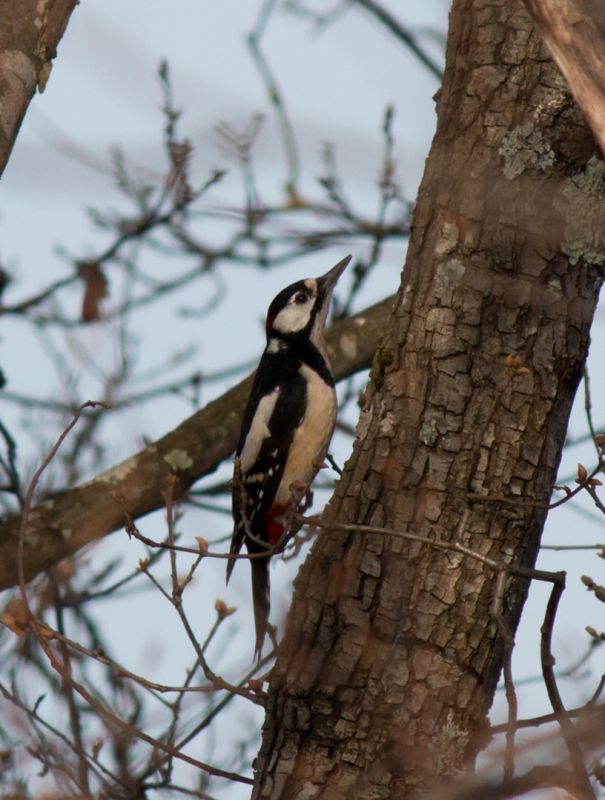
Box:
[294,292,308,304]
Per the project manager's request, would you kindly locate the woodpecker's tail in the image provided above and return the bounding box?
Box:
[251,557,270,659]
[226,523,244,585]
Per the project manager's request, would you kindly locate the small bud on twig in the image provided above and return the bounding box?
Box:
[582,574,605,603]
[0,598,30,635]
[214,599,236,618]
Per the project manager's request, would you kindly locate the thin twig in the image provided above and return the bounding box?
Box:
[350,0,443,81]
[490,570,518,782]
[13,403,253,788]
[248,0,300,193]
[540,574,595,799]
[17,401,109,615]
[0,681,124,795]
[582,365,600,459]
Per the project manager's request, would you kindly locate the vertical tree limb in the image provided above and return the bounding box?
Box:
[522,0,605,156]
[253,0,605,796]
[0,0,79,178]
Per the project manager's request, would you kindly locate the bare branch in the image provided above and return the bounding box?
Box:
[540,575,595,798]
[350,0,443,81]
[248,0,300,194]
[0,295,393,590]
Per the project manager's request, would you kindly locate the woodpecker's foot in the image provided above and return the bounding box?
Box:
[325,452,342,475]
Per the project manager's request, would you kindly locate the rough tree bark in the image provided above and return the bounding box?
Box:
[0,297,391,590]
[253,2,605,798]
[0,0,78,178]
[522,0,605,155]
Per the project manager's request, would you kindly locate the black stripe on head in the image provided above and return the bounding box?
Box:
[265,279,320,339]
[266,280,309,321]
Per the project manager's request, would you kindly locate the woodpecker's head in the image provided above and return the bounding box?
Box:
[265,255,351,348]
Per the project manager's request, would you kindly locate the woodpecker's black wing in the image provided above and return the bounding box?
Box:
[228,350,306,575]
[228,350,307,655]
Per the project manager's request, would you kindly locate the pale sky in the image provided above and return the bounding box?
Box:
[1,3,604,797]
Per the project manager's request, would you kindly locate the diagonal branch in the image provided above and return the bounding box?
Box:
[350,0,443,81]
[0,294,393,590]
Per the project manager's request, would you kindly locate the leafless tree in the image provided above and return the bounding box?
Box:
[1,1,605,799]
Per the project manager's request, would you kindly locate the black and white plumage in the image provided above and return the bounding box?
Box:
[227,255,351,657]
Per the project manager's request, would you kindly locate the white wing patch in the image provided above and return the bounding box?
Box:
[267,338,283,354]
[276,364,337,505]
[239,387,280,474]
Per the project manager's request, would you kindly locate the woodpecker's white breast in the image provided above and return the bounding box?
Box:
[275,364,337,505]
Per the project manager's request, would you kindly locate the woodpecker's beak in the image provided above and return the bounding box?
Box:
[317,254,352,293]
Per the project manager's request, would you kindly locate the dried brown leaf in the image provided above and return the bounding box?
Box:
[78,260,108,322]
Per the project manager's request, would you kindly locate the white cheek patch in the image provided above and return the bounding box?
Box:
[239,388,280,473]
[272,302,313,335]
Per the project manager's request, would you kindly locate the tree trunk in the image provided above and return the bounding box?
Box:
[253,1,605,797]
[0,0,78,178]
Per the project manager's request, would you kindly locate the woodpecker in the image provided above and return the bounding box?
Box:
[227,255,351,657]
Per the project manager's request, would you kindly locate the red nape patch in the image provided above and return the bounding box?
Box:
[265,313,275,337]
[263,503,289,546]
